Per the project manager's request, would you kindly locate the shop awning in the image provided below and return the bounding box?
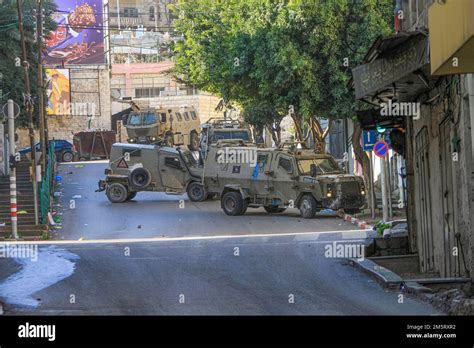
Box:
[351,32,433,103]
[429,0,474,76]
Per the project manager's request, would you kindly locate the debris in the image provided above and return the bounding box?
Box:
[55,175,63,181]
[53,192,62,197]
[72,195,82,199]
[137,225,142,229]
[74,165,84,168]
[0,222,5,227]
[17,210,28,215]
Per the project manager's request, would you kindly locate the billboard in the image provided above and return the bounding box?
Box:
[45,69,71,115]
[43,0,105,65]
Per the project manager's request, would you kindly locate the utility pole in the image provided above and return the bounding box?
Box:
[16,0,39,225]
[380,156,389,222]
[8,100,19,239]
[36,0,46,175]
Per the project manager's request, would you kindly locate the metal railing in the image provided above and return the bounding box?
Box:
[39,141,56,224]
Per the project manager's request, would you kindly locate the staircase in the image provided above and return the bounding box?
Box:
[0,157,48,240]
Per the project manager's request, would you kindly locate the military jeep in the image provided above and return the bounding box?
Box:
[200,140,366,217]
[97,143,207,203]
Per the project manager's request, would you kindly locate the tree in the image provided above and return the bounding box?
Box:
[170,0,392,150]
[0,0,56,128]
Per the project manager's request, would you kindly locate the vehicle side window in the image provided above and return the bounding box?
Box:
[160,113,167,123]
[184,112,190,121]
[164,156,182,169]
[190,111,197,120]
[122,149,141,157]
[278,157,293,173]
[175,112,183,122]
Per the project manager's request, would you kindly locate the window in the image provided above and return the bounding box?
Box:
[143,112,157,125]
[128,113,142,126]
[278,157,293,173]
[175,112,183,121]
[165,156,182,169]
[297,158,341,175]
[123,7,139,18]
[160,113,167,123]
[149,6,155,21]
[183,112,190,121]
[190,111,197,120]
[122,149,141,157]
[134,87,165,98]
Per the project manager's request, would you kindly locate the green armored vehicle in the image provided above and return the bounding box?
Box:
[97,143,207,203]
[200,140,366,218]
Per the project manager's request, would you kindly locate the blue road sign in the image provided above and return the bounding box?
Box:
[374,140,389,158]
[363,130,391,151]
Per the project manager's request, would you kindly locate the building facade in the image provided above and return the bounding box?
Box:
[352,0,474,285]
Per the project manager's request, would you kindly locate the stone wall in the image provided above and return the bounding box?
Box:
[44,67,111,143]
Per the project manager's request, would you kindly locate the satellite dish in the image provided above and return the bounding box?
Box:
[111,89,122,100]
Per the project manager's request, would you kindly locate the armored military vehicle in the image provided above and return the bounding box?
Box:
[198,117,253,164]
[200,140,366,217]
[97,143,207,203]
[125,105,201,151]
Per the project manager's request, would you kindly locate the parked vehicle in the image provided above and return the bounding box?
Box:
[19,139,75,162]
[73,130,116,161]
[97,143,206,203]
[199,140,366,217]
[125,105,201,151]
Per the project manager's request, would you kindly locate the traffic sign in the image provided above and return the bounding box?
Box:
[374,140,389,158]
[363,130,391,151]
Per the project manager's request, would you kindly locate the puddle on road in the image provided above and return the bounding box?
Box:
[0,246,79,307]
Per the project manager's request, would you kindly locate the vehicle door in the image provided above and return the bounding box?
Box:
[272,154,298,204]
[159,151,187,191]
[251,151,273,196]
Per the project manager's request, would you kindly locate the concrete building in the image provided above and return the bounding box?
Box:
[352,0,474,285]
[108,0,176,31]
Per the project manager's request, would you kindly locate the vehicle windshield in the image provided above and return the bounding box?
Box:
[143,112,157,125]
[297,158,341,175]
[213,130,250,141]
[128,113,142,126]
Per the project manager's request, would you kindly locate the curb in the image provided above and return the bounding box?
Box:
[337,211,374,230]
[349,257,403,289]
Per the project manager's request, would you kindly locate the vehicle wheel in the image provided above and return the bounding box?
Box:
[299,194,317,218]
[221,191,245,216]
[188,131,199,151]
[129,168,151,189]
[106,183,128,203]
[62,151,74,162]
[126,192,137,201]
[264,206,286,214]
[187,182,207,202]
[345,208,360,215]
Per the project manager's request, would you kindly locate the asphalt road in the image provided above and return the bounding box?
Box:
[53,161,359,240]
[0,234,439,315]
[0,161,439,315]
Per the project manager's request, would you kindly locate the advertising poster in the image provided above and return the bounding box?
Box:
[43,0,105,65]
[45,68,71,115]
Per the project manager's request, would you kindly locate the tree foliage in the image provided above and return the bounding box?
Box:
[0,0,56,128]
[170,0,392,142]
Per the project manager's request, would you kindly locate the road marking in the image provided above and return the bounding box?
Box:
[0,229,370,246]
